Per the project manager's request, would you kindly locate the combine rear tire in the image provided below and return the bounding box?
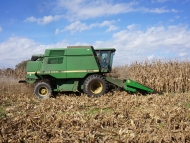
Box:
[83,74,108,97]
[34,82,52,99]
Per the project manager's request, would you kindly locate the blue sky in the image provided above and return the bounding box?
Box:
[0,0,190,68]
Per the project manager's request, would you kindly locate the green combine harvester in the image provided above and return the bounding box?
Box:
[19,46,154,98]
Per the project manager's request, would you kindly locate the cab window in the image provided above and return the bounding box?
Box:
[47,57,63,64]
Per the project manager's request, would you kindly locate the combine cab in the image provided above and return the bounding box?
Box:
[19,46,154,98]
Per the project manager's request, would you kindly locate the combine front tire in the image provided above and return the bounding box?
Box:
[83,74,108,97]
[34,82,52,99]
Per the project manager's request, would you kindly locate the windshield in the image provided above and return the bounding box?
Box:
[95,50,115,71]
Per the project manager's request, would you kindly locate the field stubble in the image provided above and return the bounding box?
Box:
[0,60,190,142]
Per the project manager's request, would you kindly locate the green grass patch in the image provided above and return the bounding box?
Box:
[184,102,190,108]
[84,107,113,115]
[131,106,145,111]
[3,99,12,107]
[0,106,6,118]
[157,123,166,129]
[29,99,38,104]
[61,107,113,116]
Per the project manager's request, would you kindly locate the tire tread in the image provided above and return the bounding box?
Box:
[83,74,108,97]
[34,81,52,99]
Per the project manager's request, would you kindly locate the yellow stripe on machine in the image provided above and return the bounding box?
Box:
[27,70,99,74]
[62,70,99,73]
[27,72,36,74]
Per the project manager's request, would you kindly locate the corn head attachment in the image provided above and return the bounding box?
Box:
[106,77,154,94]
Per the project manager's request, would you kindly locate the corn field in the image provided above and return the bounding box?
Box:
[0,60,190,142]
[111,60,190,93]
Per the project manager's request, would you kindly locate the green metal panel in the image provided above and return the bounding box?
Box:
[124,86,137,92]
[26,61,42,80]
[70,55,98,70]
[40,47,100,78]
[26,61,41,72]
[67,46,92,49]
[125,79,154,93]
[66,55,99,78]
[73,81,79,92]
[106,77,154,94]
[25,79,36,84]
[26,73,38,79]
[56,79,79,92]
[44,48,66,57]
[49,50,65,56]
[106,77,125,88]
[41,56,67,78]
[66,47,94,55]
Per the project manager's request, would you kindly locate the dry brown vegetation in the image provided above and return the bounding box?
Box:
[112,60,190,93]
[0,60,190,142]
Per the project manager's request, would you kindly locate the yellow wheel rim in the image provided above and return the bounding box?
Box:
[38,86,48,96]
[90,81,103,94]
